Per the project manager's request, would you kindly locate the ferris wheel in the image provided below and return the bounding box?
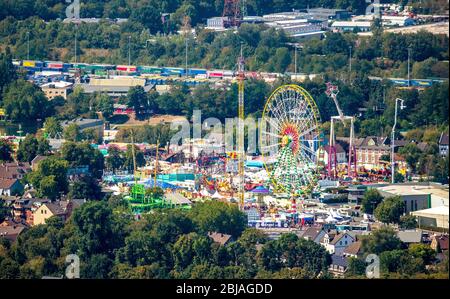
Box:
[260,84,321,195]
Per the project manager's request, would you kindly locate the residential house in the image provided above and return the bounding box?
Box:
[0,223,26,242]
[321,232,355,255]
[207,232,233,246]
[343,241,362,258]
[0,162,31,180]
[33,203,67,225]
[41,81,73,100]
[355,136,391,170]
[32,200,84,226]
[317,144,347,165]
[12,198,50,225]
[430,234,449,253]
[31,155,48,171]
[396,230,423,246]
[0,178,24,196]
[328,255,349,277]
[439,132,449,157]
[301,226,327,244]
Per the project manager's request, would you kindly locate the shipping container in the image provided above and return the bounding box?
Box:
[188,68,207,76]
[72,63,88,69]
[85,64,115,72]
[162,67,184,76]
[411,79,432,87]
[22,60,36,67]
[45,61,64,69]
[94,70,108,76]
[116,65,137,72]
[138,66,163,74]
[390,78,409,86]
[207,70,224,78]
[245,71,259,79]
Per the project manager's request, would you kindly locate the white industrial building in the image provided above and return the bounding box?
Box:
[375,184,449,213]
[352,15,416,27]
[412,206,449,229]
[331,21,372,32]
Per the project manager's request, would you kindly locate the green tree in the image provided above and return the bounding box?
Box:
[36,136,51,156]
[399,215,417,230]
[28,157,69,198]
[0,199,9,223]
[69,175,102,200]
[0,258,20,279]
[64,201,124,259]
[63,124,84,142]
[123,144,146,172]
[374,196,405,224]
[0,139,13,162]
[380,249,424,276]
[43,117,62,138]
[188,201,247,238]
[399,143,422,173]
[105,146,124,174]
[16,134,39,163]
[408,243,436,265]
[2,79,51,123]
[81,254,113,279]
[361,227,403,255]
[116,230,164,267]
[346,257,366,277]
[0,51,16,101]
[361,189,384,214]
[61,142,105,179]
[273,267,313,279]
[127,86,148,119]
[257,234,331,276]
[39,175,59,200]
[94,93,114,119]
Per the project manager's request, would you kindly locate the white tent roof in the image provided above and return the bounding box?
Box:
[411,205,449,217]
[212,191,225,199]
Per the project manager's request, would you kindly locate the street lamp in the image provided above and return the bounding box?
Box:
[26,31,30,60]
[407,46,412,87]
[348,45,353,84]
[294,44,298,76]
[391,98,406,184]
[128,35,131,66]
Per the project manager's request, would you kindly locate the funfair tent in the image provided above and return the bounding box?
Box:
[251,185,270,194]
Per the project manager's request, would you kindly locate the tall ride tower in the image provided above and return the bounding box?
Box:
[237,45,245,209]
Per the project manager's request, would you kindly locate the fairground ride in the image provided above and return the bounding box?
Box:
[260,84,322,196]
[325,82,357,180]
[125,135,183,214]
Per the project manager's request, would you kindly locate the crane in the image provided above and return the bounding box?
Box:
[237,43,245,210]
[182,15,191,80]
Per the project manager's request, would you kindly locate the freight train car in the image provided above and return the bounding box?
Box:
[22,60,44,68]
[410,79,433,87]
[187,68,207,76]
[116,65,137,73]
[207,70,224,79]
[162,67,184,76]
[138,66,163,74]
